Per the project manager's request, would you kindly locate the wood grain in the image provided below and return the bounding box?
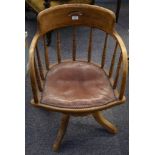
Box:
[29,33,40,103]
[53,114,70,152]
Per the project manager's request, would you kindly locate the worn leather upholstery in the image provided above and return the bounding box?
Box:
[41,61,117,109]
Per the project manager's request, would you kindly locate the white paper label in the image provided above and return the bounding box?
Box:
[72,16,79,20]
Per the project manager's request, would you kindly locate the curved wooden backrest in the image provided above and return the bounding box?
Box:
[37,4,116,34]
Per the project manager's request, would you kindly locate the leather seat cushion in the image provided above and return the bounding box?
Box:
[41,61,117,109]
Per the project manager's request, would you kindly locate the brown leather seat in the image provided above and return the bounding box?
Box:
[41,61,117,109]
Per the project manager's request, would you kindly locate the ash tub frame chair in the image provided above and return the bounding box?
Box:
[29,4,128,152]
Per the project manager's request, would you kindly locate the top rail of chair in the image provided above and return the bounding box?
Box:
[37,4,116,35]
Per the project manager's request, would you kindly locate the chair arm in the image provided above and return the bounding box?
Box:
[113,31,128,100]
[29,32,40,103]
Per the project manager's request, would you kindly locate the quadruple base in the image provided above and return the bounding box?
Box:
[52,111,117,152]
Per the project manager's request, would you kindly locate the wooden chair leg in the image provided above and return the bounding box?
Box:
[93,111,117,134]
[116,0,122,23]
[52,114,70,152]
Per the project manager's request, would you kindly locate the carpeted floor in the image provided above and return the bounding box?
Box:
[25,1,129,155]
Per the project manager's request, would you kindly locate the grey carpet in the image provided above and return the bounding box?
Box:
[25,1,129,155]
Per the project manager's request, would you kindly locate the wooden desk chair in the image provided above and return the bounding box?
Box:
[29,4,128,152]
